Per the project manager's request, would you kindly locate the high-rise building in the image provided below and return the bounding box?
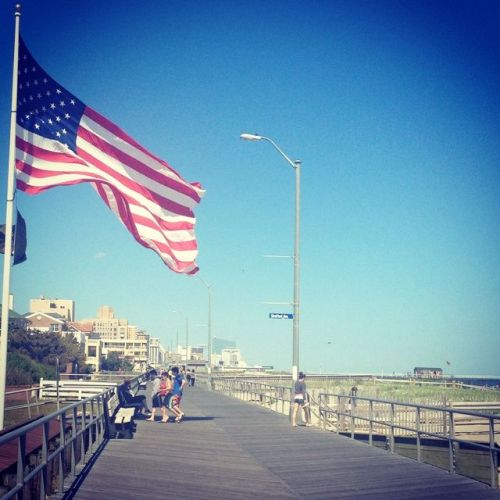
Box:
[221,348,247,368]
[149,337,168,368]
[82,306,149,371]
[89,306,137,340]
[212,337,236,354]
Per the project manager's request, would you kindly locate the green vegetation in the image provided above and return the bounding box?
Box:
[309,378,500,405]
[7,326,88,385]
[6,351,55,385]
[100,351,133,372]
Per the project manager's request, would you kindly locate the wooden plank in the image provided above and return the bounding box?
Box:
[66,388,500,499]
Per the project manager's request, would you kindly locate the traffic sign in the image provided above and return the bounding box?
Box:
[269,313,293,319]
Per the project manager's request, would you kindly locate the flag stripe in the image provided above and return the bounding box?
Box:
[94,182,197,251]
[82,108,202,203]
[16,130,198,224]
[76,128,195,217]
[94,183,198,271]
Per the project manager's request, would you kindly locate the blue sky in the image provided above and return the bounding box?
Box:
[1,0,499,375]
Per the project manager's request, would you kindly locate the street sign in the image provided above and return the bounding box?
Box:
[269,313,293,319]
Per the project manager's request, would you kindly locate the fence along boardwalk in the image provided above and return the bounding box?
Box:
[65,387,500,500]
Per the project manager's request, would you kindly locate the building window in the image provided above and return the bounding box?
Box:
[88,346,97,357]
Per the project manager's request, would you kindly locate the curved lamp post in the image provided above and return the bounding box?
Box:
[240,133,301,382]
[197,276,213,389]
[172,310,189,365]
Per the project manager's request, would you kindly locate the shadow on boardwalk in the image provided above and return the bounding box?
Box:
[64,387,500,499]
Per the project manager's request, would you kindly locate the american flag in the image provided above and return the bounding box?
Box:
[15,38,204,274]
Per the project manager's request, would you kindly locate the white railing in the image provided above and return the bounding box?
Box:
[39,378,118,401]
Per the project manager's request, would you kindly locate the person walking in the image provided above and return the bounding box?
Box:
[169,366,186,422]
[292,372,311,427]
[146,370,161,422]
[160,371,174,423]
[190,369,196,387]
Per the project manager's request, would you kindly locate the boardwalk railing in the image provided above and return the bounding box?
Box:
[4,387,43,421]
[0,388,113,499]
[319,392,500,488]
[212,377,500,488]
[213,377,294,416]
[0,373,149,499]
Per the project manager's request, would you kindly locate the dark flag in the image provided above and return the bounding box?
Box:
[0,210,27,265]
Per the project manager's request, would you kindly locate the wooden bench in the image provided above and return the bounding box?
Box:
[106,392,136,439]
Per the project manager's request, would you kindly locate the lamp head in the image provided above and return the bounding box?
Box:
[240,133,263,141]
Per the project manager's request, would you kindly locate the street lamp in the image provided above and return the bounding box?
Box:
[198,276,213,389]
[240,133,301,383]
[172,311,189,365]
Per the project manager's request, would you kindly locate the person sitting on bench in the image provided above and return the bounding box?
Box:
[118,380,150,416]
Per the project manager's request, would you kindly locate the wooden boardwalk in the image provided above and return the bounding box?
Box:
[64,387,500,499]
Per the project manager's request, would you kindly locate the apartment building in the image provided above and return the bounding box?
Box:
[91,305,137,339]
[82,306,149,371]
[30,297,75,321]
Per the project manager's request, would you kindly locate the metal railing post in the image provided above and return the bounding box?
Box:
[448,410,455,474]
[351,397,356,439]
[58,412,66,494]
[416,406,421,463]
[16,433,27,497]
[389,403,395,453]
[336,395,341,434]
[70,406,77,478]
[489,416,497,488]
[369,400,373,446]
[41,420,49,498]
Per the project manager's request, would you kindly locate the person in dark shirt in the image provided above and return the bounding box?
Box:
[119,380,150,416]
[292,372,311,427]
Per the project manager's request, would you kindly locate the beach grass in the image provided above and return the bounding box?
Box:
[308,378,500,405]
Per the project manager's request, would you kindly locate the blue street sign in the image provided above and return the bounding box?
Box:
[269,313,294,319]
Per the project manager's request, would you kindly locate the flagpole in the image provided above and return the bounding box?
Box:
[0,4,21,430]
